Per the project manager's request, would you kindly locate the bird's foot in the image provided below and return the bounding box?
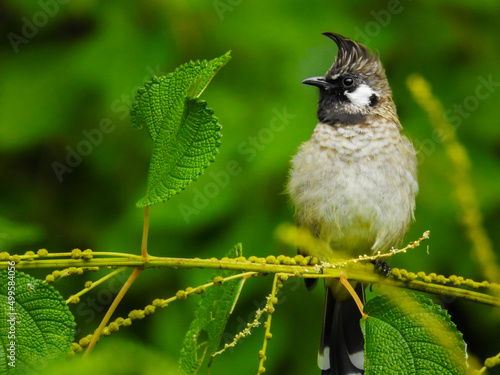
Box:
[373,260,391,277]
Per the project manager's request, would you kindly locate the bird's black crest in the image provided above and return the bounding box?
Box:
[323,32,382,78]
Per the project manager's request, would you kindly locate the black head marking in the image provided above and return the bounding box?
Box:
[369,94,379,107]
[302,32,391,126]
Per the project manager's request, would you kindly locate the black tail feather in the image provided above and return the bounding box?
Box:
[305,277,319,291]
[318,285,365,375]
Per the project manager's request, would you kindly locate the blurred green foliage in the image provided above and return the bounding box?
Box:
[1,0,500,374]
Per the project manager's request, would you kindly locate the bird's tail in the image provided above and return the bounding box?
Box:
[318,284,365,375]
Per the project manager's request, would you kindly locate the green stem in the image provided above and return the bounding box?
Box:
[2,255,499,307]
[141,206,150,260]
[83,268,142,358]
[257,273,281,373]
[66,267,127,304]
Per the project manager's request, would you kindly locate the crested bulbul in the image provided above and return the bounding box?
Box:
[287,32,418,374]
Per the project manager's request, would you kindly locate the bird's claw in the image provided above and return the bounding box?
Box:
[373,260,391,277]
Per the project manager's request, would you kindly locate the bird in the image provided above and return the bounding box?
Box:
[286,32,418,374]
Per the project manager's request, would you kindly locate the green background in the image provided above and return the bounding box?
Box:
[1,0,500,374]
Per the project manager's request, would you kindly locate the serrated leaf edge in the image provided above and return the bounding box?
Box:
[135,100,222,208]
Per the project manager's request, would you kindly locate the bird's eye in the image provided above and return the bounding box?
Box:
[343,77,354,87]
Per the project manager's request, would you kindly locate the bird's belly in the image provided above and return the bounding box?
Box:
[288,134,416,260]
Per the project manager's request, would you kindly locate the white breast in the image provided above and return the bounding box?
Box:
[287,122,418,260]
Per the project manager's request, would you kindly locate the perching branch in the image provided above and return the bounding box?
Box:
[2,248,499,307]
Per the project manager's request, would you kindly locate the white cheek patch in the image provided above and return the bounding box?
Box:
[345,84,377,107]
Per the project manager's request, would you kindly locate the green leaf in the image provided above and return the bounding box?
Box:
[179,243,244,375]
[0,270,75,374]
[131,51,231,207]
[361,293,467,375]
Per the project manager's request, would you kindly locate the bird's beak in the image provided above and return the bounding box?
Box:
[302,76,329,89]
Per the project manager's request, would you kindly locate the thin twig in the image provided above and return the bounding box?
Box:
[141,206,150,260]
[340,273,367,318]
[257,273,283,374]
[65,267,127,304]
[83,268,142,357]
